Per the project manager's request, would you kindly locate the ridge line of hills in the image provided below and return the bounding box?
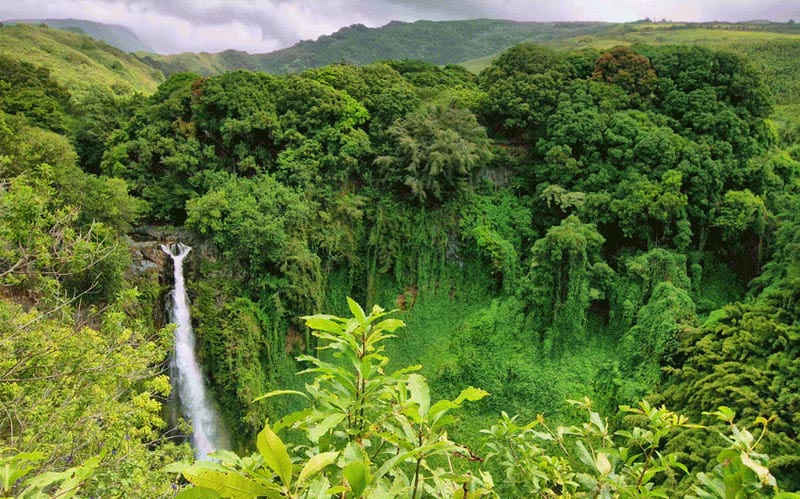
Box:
[7,17,800,79]
[3,17,800,116]
[4,18,155,53]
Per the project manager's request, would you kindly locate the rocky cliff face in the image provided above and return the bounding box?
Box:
[127,226,205,276]
[129,240,169,275]
[126,227,218,327]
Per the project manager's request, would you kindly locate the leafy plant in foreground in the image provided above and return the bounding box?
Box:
[0,450,100,499]
[176,299,491,498]
[481,399,799,499]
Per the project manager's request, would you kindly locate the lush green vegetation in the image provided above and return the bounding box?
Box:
[1,17,800,498]
[0,23,163,99]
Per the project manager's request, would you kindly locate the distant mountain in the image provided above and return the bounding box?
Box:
[4,18,155,53]
[140,19,613,76]
[0,23,163,99]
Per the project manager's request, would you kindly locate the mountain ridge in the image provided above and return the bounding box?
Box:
[4,18,155,53]
[138,19,613,76]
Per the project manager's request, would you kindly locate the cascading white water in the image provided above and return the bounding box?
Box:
[161,242,226,460]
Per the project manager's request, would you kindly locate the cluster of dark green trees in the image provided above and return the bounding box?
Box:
[1,38,799,496]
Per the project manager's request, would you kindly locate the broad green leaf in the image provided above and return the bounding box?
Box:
[252,389,309,403]
[694,471,726,498]
[208,450,245,468]
[308,413,346,443]
[429,400,458,421]
[596,452,611,476]
[304,474,333,499]
[575,440,595,470]
[347,297,367,326]
[408,374,430,418]
[174,486,224,499]
[183,466,277,499]
[18,470,72,496]
[373,318,404,332]
[453,386,490,405]
[163,460,192,474]
[1,452,44,492]
[304,317,344,334]
[343,460,369,498]
[740,452,776,487]
[257,422,293,488]
[297,451,338,486]
[590,411,607,434]
[2,462,34,493]
[373,441,454,484]
[273,408,312,433]
[54,454,102,499]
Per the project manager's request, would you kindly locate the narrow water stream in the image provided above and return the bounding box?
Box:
[162,242,227,460]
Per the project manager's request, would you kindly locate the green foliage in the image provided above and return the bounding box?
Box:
[185,173,322,315]
[656,300,800,487]
[101,72,202,222]
[375,103,491,205]
[7,23,800,498]
[72,88,141,173]
[482,399,797,499]
[174,302,797,498]
[105,69,373,223]
[0,54,72,132]
[608,249,692,330]
[0,78,185,496]
[479,44,572,139]
[0,450,101,499]
[591,46,658,106]
[524,216,612,352]
[0,296,191,497]
[458,188,534,289]
[0,117,142,302]
[304,62,420,144]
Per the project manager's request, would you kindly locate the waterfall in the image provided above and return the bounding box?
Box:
[161,242,227,460]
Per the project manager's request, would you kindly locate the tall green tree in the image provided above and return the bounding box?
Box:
[375,103,491,205]
[524,216,612,352]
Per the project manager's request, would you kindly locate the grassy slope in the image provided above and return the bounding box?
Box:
[6,19,155,53]
[0,23,163,100]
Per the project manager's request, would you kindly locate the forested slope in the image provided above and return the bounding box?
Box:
[1,22,799,498]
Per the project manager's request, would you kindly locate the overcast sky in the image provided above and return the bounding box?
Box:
[2,0,799,54]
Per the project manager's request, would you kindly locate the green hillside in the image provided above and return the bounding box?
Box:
[0,23,163,99]
[464,22,800,104]
[141,19,612,76]
[6,18,155,53]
